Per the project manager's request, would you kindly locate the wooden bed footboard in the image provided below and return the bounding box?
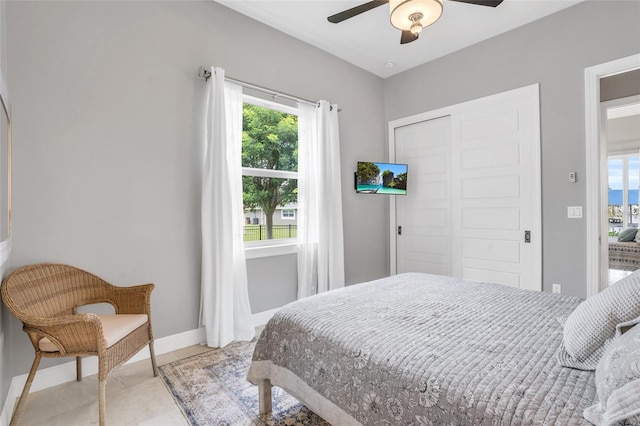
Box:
[258,379,272,414]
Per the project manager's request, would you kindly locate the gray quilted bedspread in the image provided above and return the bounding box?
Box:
[251,273,597,425]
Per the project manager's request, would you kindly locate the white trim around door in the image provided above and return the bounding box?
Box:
[585,54,640,297]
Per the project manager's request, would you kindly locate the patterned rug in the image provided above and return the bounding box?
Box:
[158,339,330,425]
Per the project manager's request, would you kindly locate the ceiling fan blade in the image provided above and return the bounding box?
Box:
[448,0,504,6]
[400,30,419,45]
[328,0,389,24]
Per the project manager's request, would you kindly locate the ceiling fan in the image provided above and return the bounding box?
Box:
[328,0,504,45]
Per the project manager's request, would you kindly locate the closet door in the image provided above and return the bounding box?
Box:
[395,116,452,275]
[392,85,541,291]
[451,93,540,290]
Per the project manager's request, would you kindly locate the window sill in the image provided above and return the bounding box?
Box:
[245,243,297,259]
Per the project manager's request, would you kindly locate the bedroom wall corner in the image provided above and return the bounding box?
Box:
[382,0,640,298]
[4,0,387,379]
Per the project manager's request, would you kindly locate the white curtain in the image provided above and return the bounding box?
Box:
[200,67,255,347]
[297,101,345,299]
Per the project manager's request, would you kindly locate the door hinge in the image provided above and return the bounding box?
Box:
[398,226,402,236]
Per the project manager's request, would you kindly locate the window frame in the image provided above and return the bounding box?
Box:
[281,209,296,220]
[608,152,640,230]
[242,94,299,258]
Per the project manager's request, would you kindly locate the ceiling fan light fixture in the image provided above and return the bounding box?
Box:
[389,0,443,32]
[410,20,423,35]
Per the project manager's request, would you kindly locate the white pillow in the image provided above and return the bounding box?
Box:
[557,270,640,370]
[583,323,640,425]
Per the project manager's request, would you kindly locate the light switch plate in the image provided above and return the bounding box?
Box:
[568,206,583,218]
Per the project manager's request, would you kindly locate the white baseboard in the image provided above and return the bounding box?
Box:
[251,307,279,328]
[1,308,280,425]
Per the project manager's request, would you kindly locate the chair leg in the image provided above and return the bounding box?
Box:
[98,378,107,426]
[10,352,42,426]
[76,356,82,381]
[149,340,158,377]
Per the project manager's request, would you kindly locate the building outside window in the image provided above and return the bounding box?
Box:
[608,154,640,235]
[281,209,296,220]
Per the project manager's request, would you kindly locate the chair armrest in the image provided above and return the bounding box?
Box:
[26,312,101,328]
[23,313,106,355]
[108,283,154,315]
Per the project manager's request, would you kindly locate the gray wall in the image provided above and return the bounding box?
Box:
[3,0,387,382]
[384,0,640,298]
[601,68,640,102]
[247,254,298,313]
[0,0,9,407]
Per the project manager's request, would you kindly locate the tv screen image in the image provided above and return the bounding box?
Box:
[356,161,408,195]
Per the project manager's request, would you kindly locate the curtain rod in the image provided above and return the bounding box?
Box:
[198,66,319,108]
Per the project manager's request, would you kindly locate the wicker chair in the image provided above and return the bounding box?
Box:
[1,263,158,426]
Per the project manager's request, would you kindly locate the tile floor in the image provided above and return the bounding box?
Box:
[11,344,213,426]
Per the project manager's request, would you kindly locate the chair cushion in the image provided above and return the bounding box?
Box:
[39,314,148,352]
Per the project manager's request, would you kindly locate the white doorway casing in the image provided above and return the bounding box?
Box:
[585,54,640,297]
[389,84,542,291]
[600,95,640,288]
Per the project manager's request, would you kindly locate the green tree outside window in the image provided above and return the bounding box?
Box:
[242,103,298,240]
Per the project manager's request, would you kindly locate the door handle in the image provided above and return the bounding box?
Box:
[524,230,531,243]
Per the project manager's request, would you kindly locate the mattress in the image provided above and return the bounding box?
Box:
[248,273,596,425]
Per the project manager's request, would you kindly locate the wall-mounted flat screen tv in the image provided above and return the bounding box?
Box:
[356,161,408,195]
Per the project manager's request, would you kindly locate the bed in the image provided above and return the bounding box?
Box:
[608,240,640,271]
[247,273,602,425]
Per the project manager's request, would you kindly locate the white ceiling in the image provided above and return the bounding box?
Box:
[216,0,584,78]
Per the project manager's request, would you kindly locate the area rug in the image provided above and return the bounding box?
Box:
[158,339,330,425]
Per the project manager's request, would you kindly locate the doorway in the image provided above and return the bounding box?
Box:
[602,96,640,285]
[585,54,640,296]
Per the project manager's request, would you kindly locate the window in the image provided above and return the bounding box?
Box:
[608,153,640,234]
[242,95,298,249]
[281,209,296,220]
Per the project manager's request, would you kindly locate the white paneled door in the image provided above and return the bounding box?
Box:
[395,116,452,276]
[392,85,541,291]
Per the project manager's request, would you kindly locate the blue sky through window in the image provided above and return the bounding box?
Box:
[609,157,640,190]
